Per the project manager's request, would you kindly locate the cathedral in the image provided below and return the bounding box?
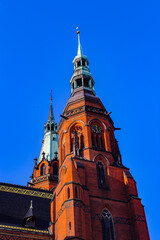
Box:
[0,31,150,240]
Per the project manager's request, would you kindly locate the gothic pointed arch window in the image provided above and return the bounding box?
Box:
[96,161,106,189]
[101,209,115,240]
[91,123,105,149]
[53,163,58,176]
[41,164,46,176]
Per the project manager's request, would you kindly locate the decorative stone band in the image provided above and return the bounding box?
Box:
[0,185,52,199]
[0,225,49,234]
[64,105,108,118]
[32,175,49,183]
[32,174,58,184]
[55,199,145,225]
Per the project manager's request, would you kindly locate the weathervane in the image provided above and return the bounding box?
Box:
[76,26,80,35]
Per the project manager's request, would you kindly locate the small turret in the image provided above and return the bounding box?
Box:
[24,200,35,228]
[70,28,95,95]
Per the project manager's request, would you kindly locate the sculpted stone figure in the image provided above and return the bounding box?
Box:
[73,129,79,156]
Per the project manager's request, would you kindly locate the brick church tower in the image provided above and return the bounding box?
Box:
[49,30,150,240]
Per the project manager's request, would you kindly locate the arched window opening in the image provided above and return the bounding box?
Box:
[77,61,81,67]
[96,162,106,189]
[101,209,115,240]
[75,186,78,198]
[84,78,89,87]
[77,78,82,87]
[41,164,46,176]
[47,124,50,131]
[82,59,86,66]
[80,134,84,149]
[51,124,54,131]
[72,82,74,90]
[53,164,58,176]
[68,187,70,199]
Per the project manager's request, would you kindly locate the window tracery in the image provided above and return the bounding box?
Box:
[91,124,105,149]
[101,209,115,240]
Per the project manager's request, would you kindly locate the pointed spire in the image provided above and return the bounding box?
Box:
[70,29,95,96]
[76,27,83,57]
[24,200,35,228]
[37,90,59,164]
[48,90,54,122]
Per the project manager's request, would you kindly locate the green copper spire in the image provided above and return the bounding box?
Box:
[37,91,59,164]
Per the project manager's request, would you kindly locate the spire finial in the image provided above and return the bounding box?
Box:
[30,200,33,208]
[76,27,83,56]
[50,89,52,102]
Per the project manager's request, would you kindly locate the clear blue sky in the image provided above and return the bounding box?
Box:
[0,0,159,239]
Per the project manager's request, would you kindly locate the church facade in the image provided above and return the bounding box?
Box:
[0,31,150,240]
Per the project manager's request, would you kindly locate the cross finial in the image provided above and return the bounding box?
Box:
[76,26,80,35]
[50,90,52,102]
[34,157,37,166]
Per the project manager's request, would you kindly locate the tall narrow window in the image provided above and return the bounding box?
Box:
[80,134,84,149]
[92,133,95,147]
[68,187,70,199]
[96,162,106,189]
[51,124,54,131]
[108,128,115,155]
[41,164,46,176]
[101,209,115,240]
[61,135,65,162]
[100,136,104,148]
[69,222,71,230]
[96,134,99,147]
[75,186,78,198]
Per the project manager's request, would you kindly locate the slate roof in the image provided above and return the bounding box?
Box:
[0,182,52,232]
